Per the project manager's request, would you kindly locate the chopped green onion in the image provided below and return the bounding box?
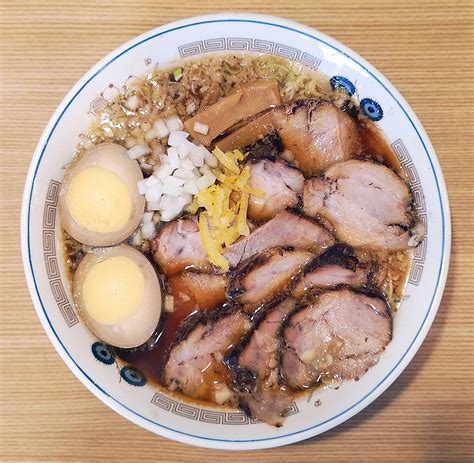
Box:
[173,67,183,81]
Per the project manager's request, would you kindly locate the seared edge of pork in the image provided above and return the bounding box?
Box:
[224,297,296,426]
[227,246,315,310]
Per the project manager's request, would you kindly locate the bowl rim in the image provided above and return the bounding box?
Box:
[20,12,451,450]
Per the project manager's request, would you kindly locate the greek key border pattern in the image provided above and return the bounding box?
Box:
[151,392,299,425]
[391,139,427,286]
[43,180,79,327]
[178,38,321,70]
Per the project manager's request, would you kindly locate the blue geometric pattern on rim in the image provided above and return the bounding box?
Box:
[360,98,384,121]
[91,342,115,365]
[330,75,356,96]
[120,366,147,387]
[27,18,447,444]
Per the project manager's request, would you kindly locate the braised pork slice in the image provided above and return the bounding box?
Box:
[224,210,334,267]
[226,298,296,426]
[303,160,423,250]
[281,289,391,389]
[151,218,208,275]
[227,247,314,310]
[292,244,371,297]
[247,159,304,222]
[169,271,227,310]
[163,307,250,403]
[278,100,361,174]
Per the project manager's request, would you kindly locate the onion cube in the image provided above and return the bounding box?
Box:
[144,175,160,188]
[202,147,218,168]
[164,175,186,187]
[183,178,199,195]
[146,200,161,211]
[197,175,214,191]
[141,222,156,239]
[188,146,204,167]
[159,194,178,211]
[204,169,216,184]
[180,157,194,170]
[167,147,180,169]
[168,130,189,147]
[154,163,174,180]
[141,212,154,224]
[186,101,196,115]
[153,119,169,139]
[165,115,184,132]
[160,210,179,222]
[173,168,195,180]
[193,121,209,135]
[125,95,140,111]
[145,183,163,202]
[180,192,193,204]
[137,179,147,195]
[176,143,190,158]
[161,183,183,197]
[127,144,150,160]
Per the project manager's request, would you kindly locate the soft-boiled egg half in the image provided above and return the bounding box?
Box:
[73,244,162,348]
[59,143,145,246]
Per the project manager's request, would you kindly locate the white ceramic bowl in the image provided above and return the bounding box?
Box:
[21,13,451,450]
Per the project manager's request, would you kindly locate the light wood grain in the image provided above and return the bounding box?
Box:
[1,1,473,461]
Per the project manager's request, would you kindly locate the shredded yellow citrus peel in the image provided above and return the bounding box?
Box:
[189,148,264,270]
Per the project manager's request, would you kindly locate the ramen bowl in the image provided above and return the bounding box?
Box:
[21,13,451,450]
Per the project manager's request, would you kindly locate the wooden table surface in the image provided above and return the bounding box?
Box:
[1,1,473,461]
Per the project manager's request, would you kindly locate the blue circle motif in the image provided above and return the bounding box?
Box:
[360,98,384,121]
[120,366,147,387]
[330,76,356,96]
[91,342,115,365]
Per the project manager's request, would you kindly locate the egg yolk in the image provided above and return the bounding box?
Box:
[66,166,132,233]
[82,256,145,325]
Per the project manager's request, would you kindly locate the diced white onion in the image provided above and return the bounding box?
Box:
[124,137,137,149]
[180,157,194,170]
[197,175,214,191]
[144,175,160,188]
[160,210,179,222]
[154,164,174,180]
[159,194,178,211]
[137,179,147,195]
[161,183,183,197]
[141,212,154,224]
[151,142,165,157]
[202,147,218,167]
[145,183,163,202]
[193,121,209,135]
[153,119,169,139]
[173,168,195,180]
[167,147,180,169]
[176,143,190,159]
[141,222,156,239]
[146,200,161,211]
[163,175,186,187]
[165,115,184,132]
[186,101,196,115]
[188,146,204,167]
[127,144,150,160]
[168,130,189,147]
[125,95,140,111]
[204,169,216,184]
[131,229,142,246]
[180,192,193,204]
[183,178,199,195]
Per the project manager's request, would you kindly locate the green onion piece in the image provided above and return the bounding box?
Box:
[173,67,183,81]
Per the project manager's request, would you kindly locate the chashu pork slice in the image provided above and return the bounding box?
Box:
[227,247,314,311]
[303,160,424,250]
[226,298,297,426]
[247,159,304,222]
[224,210,334,267]
[281,288,392,389]
[163,306,250,404]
